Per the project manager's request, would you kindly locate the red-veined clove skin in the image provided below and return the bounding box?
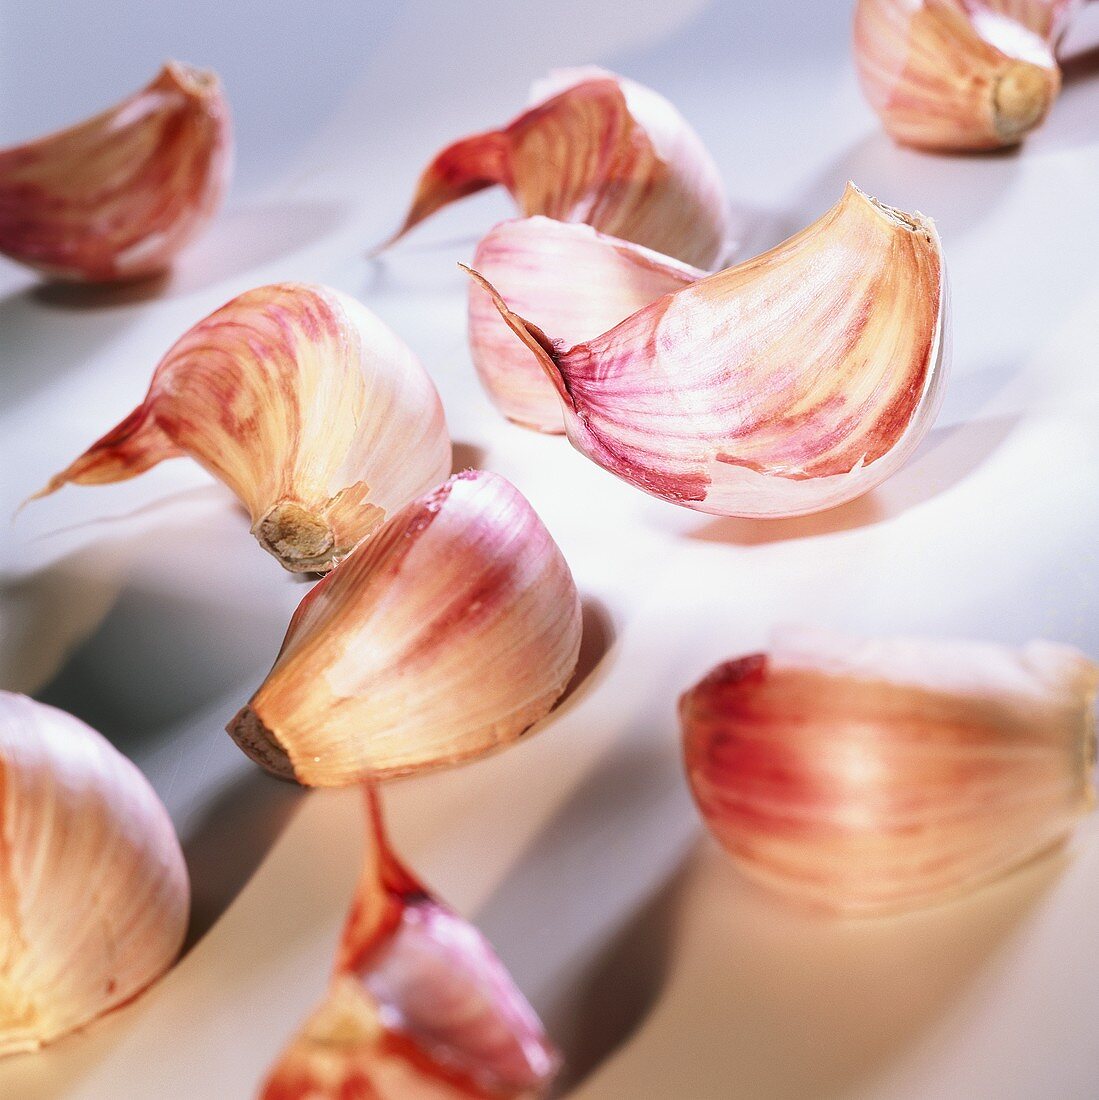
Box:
[680,630,1099,915]
[0,61,231,282]
[227,470,582,785]
[467,183,947,519]
[30,283,451,573]
[260,787,560,1099]
[378,67,730,269]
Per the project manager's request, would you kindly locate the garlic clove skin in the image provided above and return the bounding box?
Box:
[0,61,231,282]
[0,693,188,1055]
[228,470,582,785]
[32,283,451,574]
[680,629,1099,916]
[380,67,731,269]
[469,217,705,433]
[261,788,559,1098]
[469,183,947,519]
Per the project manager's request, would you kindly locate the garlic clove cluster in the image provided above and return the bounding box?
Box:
[33,283,452,574]
[380,67,731,269]
[0,61,231,282]
[469,184,947,519]
[680,629,1099,915]
[228,469,582,786]
[0,693,188,1055]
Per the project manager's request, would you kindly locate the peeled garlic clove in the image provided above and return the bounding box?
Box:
[228,469,581,785]
[32,282,451,573]
[380,67,730,269]
[680,629,1099,915]
[470,183,946,518]
[0,692,188,1054]
[469,216,705,433]
[261,788,559,1098]
[853,0,1078,151]
[0,61,231,282]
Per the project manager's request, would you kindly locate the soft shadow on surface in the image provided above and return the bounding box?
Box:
[31,273,171,310]
[555,596,616,715]
[450,440,488,472]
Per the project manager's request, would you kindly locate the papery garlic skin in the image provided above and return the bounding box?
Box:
[680,630,1098,915]
[469,217,705,433]
[381,67,730,269]
[228,470,582,785]
[470,183,947,519]
[0,693,188,1055]
[0,61,231,282]
[33,283,451,573]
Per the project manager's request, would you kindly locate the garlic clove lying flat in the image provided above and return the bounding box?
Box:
[469,217,705,433]
[228,470,582,785]
[0,692,188,1055]
[468,183,947,519]
[32,283,451,573]
[379,67,730,269]
[261,788,559,1098]
[680,629,1099,915]
[0,61,231,282]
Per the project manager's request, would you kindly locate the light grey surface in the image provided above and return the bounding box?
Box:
[2,1,1099,1097]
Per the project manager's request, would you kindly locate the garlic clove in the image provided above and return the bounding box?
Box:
[0,61,231,282]
[469,216,705,433]
[680,629,1099,915]
[31,283,452,574]
[0,692,188,1055]
[379,67,730,269]
[228,469,582,785]
[261,788,559,1098]
[468,183,947,519]
[853,0,1078,151]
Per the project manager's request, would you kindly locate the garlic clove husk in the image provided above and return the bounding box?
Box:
[228,469,582,785]
[0,61,231,282]
[31,282,451,574]
[468,217,705,433]
[469,183,947,519]
[680,629,1099,915]
[0,692,188,1055]
[379,67,731,269]
[261,788,559,1099]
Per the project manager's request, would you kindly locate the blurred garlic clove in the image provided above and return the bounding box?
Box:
[0,61,231,282]
[228,469,582,785]
[379,67,731,269]
[0,692,188,1055]
[261,787,559,1099]
[32,283,451,573]
[680,629,1099,915]
[469,183,947,519]
[853,0,1081,151]
[469,216,705,433]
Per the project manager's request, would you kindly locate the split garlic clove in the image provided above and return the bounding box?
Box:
[228,469,582,785]
[32,283,452,574]
[853,0,1078,151]
[680,629,1099,916]
[469,183,947,519]
[380,67,731,269]
[468,217,705,433]
[0,61,231,282]
[261,788,559,1099]
[0,693,188,1055]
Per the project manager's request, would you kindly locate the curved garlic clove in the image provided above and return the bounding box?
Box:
[32,283,451,573]
[0,61,231,282]
[680,629,1099,915]
[261,788,559,1099]
[469,216,705,433]
[380,67,730,269]
[469,183,947,519]
[0,692,188,1055]
[228,470,582,785]
[853,0,1081,151]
